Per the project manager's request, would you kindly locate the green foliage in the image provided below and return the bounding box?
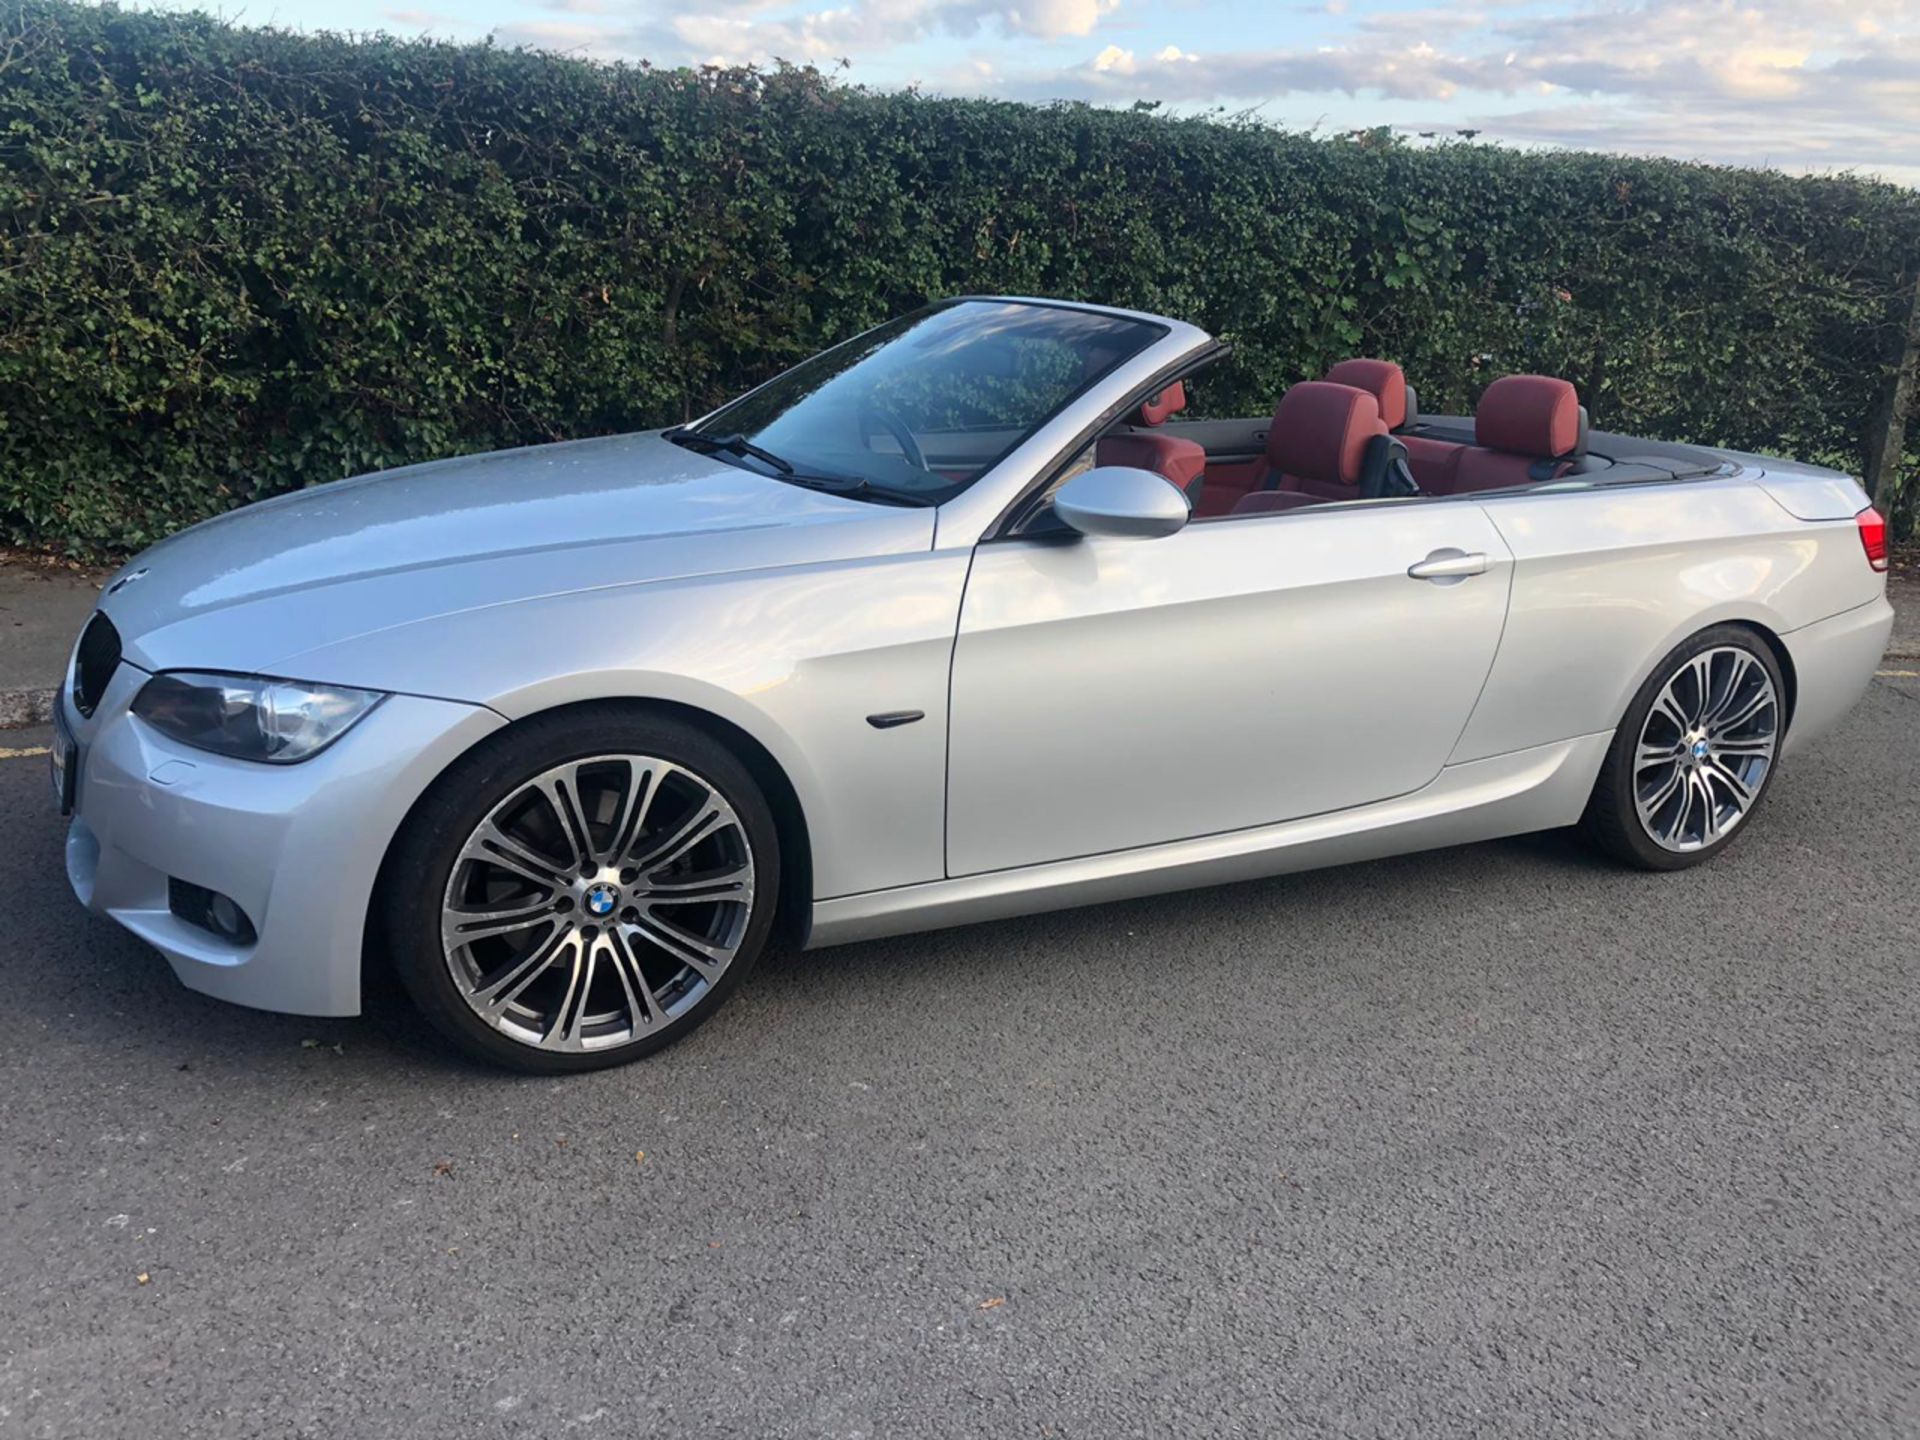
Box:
[3,0,1917,556]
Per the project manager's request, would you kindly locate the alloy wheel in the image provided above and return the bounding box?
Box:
[439,755,755,1052]
[1631,646,1779,853]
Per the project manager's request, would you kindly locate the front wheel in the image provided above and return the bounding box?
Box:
[383,708,780,1073]
[1580,625,1786,871]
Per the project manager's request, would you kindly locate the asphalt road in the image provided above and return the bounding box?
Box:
[3,674,1918,1439]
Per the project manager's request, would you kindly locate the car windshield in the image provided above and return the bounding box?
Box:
[676,300,1166,503]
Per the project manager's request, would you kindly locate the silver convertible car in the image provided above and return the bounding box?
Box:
[53,298,1894,1071]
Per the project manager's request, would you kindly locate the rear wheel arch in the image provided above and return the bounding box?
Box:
[1722,619,1797,735]
[1582,620,1789,870]
[1609,612,1798,744]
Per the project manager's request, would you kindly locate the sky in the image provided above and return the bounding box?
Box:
[164,0,1920,186]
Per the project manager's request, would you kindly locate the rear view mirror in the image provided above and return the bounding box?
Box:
[1052,466,1191,540]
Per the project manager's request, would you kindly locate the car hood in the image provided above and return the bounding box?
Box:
[100,431,935,676]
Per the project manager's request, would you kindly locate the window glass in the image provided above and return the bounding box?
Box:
[682,301,1164,504]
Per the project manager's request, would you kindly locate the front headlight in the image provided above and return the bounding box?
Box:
[131,672,387,764]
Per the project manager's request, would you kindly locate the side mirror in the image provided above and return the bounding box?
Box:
[1052,466,1191,540]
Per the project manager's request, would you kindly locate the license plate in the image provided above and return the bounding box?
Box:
[50,704,76,815]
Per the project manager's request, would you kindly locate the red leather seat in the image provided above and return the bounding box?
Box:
[1402,434,1464,492]
[1097,380,1204,498]
[1228,489,1324,516]
[1097,431,1207,497]
[1230,381,1386,515]
[1136,382,1188,427]
[1323,359,1414,432]
[1449,375,1584,494]
[1323,358,1462,489]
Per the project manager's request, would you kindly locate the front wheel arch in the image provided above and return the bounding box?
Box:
[364,697,816,1003]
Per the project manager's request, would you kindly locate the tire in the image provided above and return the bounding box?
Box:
[383,706,780,1073]
[1580,624,1786,871]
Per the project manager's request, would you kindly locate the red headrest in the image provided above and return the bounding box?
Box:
[1324,359,1409,431]
[1096,432,1206,494]
[1269,382,1385,488]
[1138,382,1187,427]
[1476,375,1581,457]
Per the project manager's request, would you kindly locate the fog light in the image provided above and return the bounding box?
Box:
[207,893,247,940]
[168,878,258,945]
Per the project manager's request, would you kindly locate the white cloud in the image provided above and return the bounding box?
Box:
[496,0,1122,63]
[1085,41,1192,79]
[481,0,1920,184]
[970,0,1920,181]
[1009,0,1120,37]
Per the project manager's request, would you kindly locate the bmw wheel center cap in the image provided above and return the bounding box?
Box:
[585,883,619,917]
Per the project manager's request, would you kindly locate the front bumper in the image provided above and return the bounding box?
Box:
[62,664,502,1016]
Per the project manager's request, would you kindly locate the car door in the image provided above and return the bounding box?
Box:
[945,502,1515,876]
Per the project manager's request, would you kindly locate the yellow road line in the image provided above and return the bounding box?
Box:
[1879,669,1920,678]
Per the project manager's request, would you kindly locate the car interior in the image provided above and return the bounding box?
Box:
[1074,357,1733,526]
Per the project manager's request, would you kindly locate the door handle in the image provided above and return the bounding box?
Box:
[1407,549,1488,582]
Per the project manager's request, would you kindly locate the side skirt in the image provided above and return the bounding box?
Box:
[805,732,1612,949]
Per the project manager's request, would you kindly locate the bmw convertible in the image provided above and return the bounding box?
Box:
[53,298,1895,1071]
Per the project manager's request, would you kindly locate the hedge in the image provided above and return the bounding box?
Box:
[3,0,1918,557]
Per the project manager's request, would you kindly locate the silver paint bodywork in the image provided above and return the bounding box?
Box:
[1051,465,1194,539]
[57,300,1894,1017]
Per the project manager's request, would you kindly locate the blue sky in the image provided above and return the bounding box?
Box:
[158,0,1920,184]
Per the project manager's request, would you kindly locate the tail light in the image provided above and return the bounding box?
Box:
[1856,505,1889,573]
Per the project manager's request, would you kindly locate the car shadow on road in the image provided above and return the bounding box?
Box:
[10,846,496,1080]
[754,824,1609,998]
[15,802,1610,1077]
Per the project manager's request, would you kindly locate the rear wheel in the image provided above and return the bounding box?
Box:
[384,709,779,1072]
[1581,626,1785,871]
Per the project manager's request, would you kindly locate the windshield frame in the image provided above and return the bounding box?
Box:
[679,299,1172,507]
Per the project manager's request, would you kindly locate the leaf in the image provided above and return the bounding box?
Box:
[2,2,1913,559]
